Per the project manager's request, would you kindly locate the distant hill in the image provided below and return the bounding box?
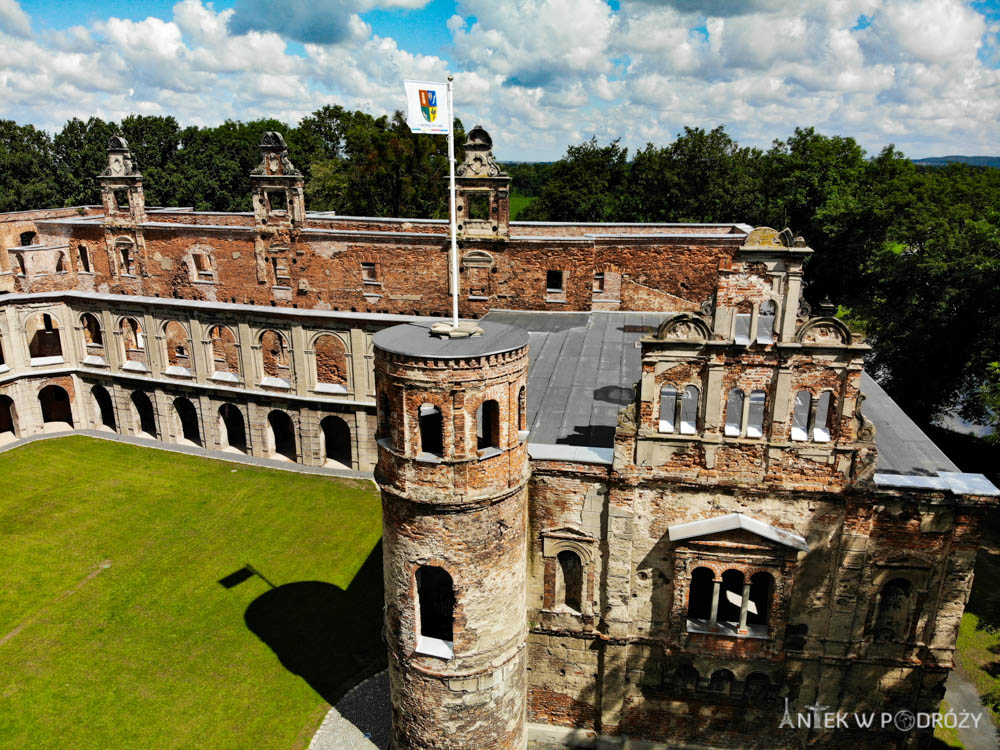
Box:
[912,155,1000,168]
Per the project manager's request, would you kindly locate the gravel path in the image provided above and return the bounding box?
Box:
[308,671,391,750]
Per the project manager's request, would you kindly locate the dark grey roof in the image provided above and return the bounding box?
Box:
[860,372,959,475]
[483,310,662,449]
[372,320,529,358]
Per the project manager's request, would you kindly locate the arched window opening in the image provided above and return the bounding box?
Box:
[81,313,103,347]
[164,321,192,371]
[747,572,773,628]
[174,398,201,446]
[26,312,63,360]
[120,317,146,366]
[209,325,240,377]
[556,550,583,613]
[679,385,699,435]
[416,565,455,649]
[55,252,67,273]
[78,244,91,273]
[672,664,699,693]
[518,386,526,431]
[267,410,296,461]
[117,240,135,275]
[708,669,735,696]
[687,567,714,622]
[724,389,744,437]
[733,305,752,345]
[314,334,348,387]
[791,391,811,442]
[746,390,767,439]
[378,392,391,437]
[130,391,157,437]
[476,399,500,451]
[92,385,116,431]
[19,231,36,246]
[744,673,771,705]
[38,385,73,426]
[659,385,677,433]
[321,415,352,467]
[418,403,443,457]
[0,395,19,439]
[813,391,834,442]
[260,330,290,380]
[874,578,913,643]
[718,569,745,626]
[757,301,776,344]
[218,404,247,453]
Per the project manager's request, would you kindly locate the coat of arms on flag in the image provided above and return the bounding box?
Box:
[419,89,438,123]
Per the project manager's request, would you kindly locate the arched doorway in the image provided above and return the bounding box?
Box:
[218,404,247,453]
[321,415,352,467]
[131,391,157,438]
[267,410,296,461]
[0,395,18,442]
[92,385,116,431]
[26,313,63,360]
[173,397,201,446]
[38,384,73,426]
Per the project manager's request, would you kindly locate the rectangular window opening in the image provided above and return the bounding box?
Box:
[733,313,751,346]
[467,193,490,221]
[266,190,288,213]
[113,189,130,212]
[593,272,605,292]
[361,262,377,282]
[546,270,564,293]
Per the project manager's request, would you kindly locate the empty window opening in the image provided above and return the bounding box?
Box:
[733,312,752,346]
[314,335,347,385]
[19,231,36,246]
[466,193,490,221]
[92,386,116,431]
[164,321,190,368]
[593,272,605,292]
[418,403,443,457]
[15,254,26,275]
[113,189,130,213]
[724,389,744,437]
[210,325,240,375]
[791,391,811,442]
[131,391,157,437]
[556,550,584,613]
[679,385,699,435]
[744,673,772,706]
[717,569,745,625]
[118,242,135,275]
[757,301,776,344]
[266,190,288,213]
[687,567,715,621]
[874,578,913,643]
[0,395,19,438]
[747,572,773,626]
[55,253,66,273]
[321,415,352,467]
[416,565,454,643]
[518,386,527,431]
[120,317,146,365]
[476,399,500,451]
[708,670,734,696]
[361,262,377,282]
[267,410,296,461]
[192,252,214,280]
[260,330,290,377]
[379,392,391,437]
[26,312,62,359]
[174,398,201,446]
[78,245,91,273]
[38,384,73,426]
[672,665,699,692]
[812,391,833,442]
[746,390,766,439]
[659,385,677,433]
[546,270,564,293]
[218,404,247,453]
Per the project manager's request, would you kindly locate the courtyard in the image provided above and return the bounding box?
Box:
[0,436,385,749]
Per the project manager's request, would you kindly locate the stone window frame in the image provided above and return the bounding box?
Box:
[661,661,784,705]
[205,323,243,383]
[460,250,494,300]
[77,312,107,367]
[684,564,777,639]
[658,381,701,435]
[160,319,195,378]
[790,388,837,443]
[115,237,137,277]
[731,296,782,346]
[307,330,352,396]
[724,387,768,439]
[863,567,929,646]
[77,243,92,274]
[540,529,597,617]
[115,314,148,372]
[255,327,293,390]
[186,245,218,284]
[24,308,66,366]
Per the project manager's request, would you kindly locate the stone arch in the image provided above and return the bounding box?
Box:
[260,329,290,379]
[708,669,735,695]
[92,384,116,431]
[163,321,192,370]
[25,312,63,359]
[672,664,700,692]
[119,317,147,367]
[131,390,157,437]
[0,394,19,440]
[218,403,247,453]
[38,384,73,426]
[724,388,744,437]
[756,297,779,343]
[81,313,104,348]
[209,325,240,377]
[416,565,454,645]
[744,672,772,705]
[656,313,711,341]
[556,550,583,613]
[321,414,352,467]
[313,333,348,387]
[679,384,700,435]
[173,397,201,446]
[267,409,296,461]
[796,316,852,345]
[116,237,136,275]
[687,567,714,621]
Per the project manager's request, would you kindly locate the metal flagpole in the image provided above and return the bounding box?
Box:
[447,74,459,328]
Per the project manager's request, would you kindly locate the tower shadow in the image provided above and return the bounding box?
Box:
[243,541,387,707]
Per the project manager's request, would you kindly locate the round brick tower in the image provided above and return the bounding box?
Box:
[373,320,530,750]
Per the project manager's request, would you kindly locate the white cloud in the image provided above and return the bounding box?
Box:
[0,0,30,37]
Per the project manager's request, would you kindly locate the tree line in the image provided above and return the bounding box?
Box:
[1,110,997,440]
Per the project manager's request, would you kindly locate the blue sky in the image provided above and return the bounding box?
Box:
[3,0,1000,160]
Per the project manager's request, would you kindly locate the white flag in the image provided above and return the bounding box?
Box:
[403,80,451,135]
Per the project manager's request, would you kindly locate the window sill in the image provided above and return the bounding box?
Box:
[362,280,382,286]
[544,297,567,304]
[314,382,348,395]
[0,364,9,374]
[272,284,292,290]
[212,371,240,383]
[260,376,291,389]
[477,446,502,461]
[191,279,217,286]
[30,356,65,367]
[122,360,148,372]
[78,271,95,276]
[415,452,443,464]
[686,618,768,640]
[121,274,137,279]
[83,355,107,367]
[164,365,193,378]
[415,636,453,660]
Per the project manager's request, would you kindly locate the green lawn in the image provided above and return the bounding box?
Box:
[509,192,535,220]
[0,436,385,750]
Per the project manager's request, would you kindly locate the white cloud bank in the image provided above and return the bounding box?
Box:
[0,0,997,160]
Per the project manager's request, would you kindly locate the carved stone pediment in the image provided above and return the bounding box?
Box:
[656,313,711,341]
[251,131,301,177]
[456,125,506,178]
[796,316,852,345]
